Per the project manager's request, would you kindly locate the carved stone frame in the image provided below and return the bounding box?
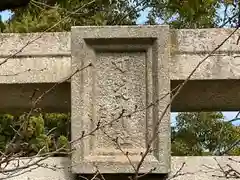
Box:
[71,26,170,174]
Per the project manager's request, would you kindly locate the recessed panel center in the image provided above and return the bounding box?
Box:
[94,52,146,151]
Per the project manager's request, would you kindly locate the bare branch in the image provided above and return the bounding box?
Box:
[0,0,96,67]
[133,26,240,179]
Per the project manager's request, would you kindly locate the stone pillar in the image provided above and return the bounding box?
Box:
[71,26,171,174]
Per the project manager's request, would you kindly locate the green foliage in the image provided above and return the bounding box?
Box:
[172,112,240,156]
[0,0,239,31]
[0,114,14,150]
[2,0,141,32]
[0,113,70,156]
[57,135,69,150]
[0,111,239,157]
[4,7,64,32]
[43,113,70,138]
[1,0,239,31]
[29,134,51,153]
[145,0,239,28]
[0,0,239,158]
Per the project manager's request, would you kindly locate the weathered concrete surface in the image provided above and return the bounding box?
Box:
[2,80,240,112]
[0,32,70,84]
[0,32,71,113]
[0,83,70,113]
[0,32,70,56]
[171,156,240,180]
[170,28,240,111]
[0,27,239,179]
[0,56,70,83]
[1,157,239,180]
[0,157,73,180]
[171,28,240,80]
[1,28,240,111]
[2,28,240,83]
[171,79,240,111]
[71,26,171,174]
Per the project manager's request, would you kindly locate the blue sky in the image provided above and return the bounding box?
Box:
[0,10,12,21]
[0,8,239,125]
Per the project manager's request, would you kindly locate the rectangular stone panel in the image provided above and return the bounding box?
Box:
[71,26,170,174]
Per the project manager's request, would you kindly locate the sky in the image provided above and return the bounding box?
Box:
[0,10,12,21]
[0,8,239,125]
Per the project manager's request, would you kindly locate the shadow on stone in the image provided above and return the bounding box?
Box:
[78,173,168,180]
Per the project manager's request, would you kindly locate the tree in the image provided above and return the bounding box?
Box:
[144,0,240,28]
[0,113,70,156]
[171,112,240,156]
[2,0,240,31]
[2,0,142,32]
[0,0,30,11]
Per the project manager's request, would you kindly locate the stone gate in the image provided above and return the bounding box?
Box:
[0,26,239,179]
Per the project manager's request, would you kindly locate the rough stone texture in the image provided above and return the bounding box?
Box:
[0,27,240,178]
[0,32,70,84]
[2,157,239,180]
[71,26,170,173]
[2,29,240,83]
[0,157,73,180]
[0,83,70,113]
[0,32,70,56]
[170,156,240,180]
[172,79,240,111]
[2,29,240,111]
[0,32,71,113]
[0,57,70,83]
[169,28,240,111]
[170,28,240,80]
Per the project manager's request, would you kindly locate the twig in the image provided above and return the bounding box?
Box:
[134,26,240,178]
[214,157,228,178]
[0,0,96,67]
[169,162,186,179]
[0,68,46,77]
[31,0,85,15]
[101,130,137,172]
[228,157,240,163]
[111,0,148,25]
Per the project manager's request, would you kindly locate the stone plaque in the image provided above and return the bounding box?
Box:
[71,26,170,174]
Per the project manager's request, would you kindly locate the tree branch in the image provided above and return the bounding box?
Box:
[0,0,30,11]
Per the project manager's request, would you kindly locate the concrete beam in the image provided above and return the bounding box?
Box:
[0,157,239,180]
[170,28,240,111]
[1,28,240,112]
[2,29,240,83]
[0,32,70,84]
[0,83,70,114]
[2,80,240,113]
[171,28,240,80]
[0,33,71,113]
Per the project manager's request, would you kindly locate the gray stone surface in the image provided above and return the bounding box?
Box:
[0,32,70,84]
[0,57,70,83]
[2,29,240,83]
[0,32,70,56]
[71,26,170,173]
[0,27,240,178]
[1,157,239,180]
[171,156,240,180]
[0,157,73,180]
[170,28,240,80]
[0,83,70,113]
[2,29,240,112]
[172,79,240,111]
